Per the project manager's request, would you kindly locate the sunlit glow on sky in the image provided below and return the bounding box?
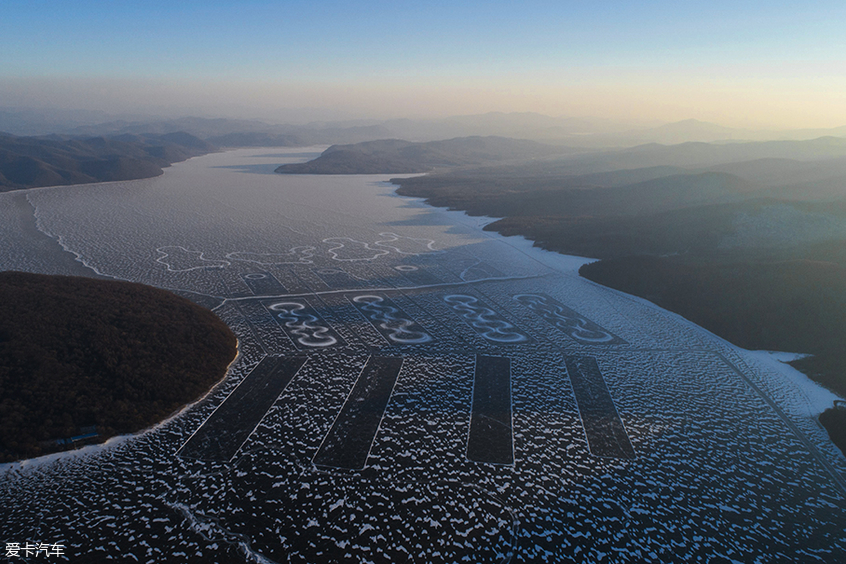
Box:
[2,0,845,127]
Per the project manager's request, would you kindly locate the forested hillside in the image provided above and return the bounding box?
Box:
[0,272,237,462]
[0,131,215,191]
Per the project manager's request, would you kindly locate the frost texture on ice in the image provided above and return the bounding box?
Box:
[2,148,845,563]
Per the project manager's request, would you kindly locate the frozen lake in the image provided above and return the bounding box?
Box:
[1,148,845,562]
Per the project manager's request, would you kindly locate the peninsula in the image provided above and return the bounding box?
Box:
[0,272,237,462]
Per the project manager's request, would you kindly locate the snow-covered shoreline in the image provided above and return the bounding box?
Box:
[410,188,844,423]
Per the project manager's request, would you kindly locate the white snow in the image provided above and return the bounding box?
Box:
[743,350,842,416]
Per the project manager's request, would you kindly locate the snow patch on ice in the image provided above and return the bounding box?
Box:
[0,433,134,475]
[744,350,842,416]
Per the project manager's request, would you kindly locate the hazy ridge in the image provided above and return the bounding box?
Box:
[5,108,846,148]
[275,136,571,174]
[0,131,215,191]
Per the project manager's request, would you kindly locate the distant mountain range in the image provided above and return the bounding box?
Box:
[273,134,846,188]
[0,131,215,191]
[275,137,572,174]
[3,108,845,149]
[592,119,846,147]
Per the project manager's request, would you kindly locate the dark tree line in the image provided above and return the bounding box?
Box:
[820,407,846,456]
[0,272,237,462]
[580,255,846,455]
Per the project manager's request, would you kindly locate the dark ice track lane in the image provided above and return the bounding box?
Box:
[313,355,404,470]
[565,355,635,459]
[177,355,308,462]
[467,355,514,465]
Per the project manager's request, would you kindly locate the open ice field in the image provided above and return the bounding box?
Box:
[1,148,845,563]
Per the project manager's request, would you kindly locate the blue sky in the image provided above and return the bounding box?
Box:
[2,0,845,126]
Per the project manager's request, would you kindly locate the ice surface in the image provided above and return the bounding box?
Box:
[1,147,844,562]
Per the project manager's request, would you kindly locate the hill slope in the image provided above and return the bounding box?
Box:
[0,132,215,191]
[275,136,568,174]
[0,272,237,462]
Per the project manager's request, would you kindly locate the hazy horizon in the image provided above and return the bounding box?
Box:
[2,1,846,129]
[4,3,846,558]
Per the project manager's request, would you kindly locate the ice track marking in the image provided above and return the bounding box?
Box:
[444,294,530,344]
